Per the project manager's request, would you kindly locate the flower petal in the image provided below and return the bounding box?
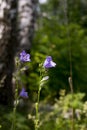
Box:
[19,88,28,98]
[43,56,56,68]
[19,50,31,62]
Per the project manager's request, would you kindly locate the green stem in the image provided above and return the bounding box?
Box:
[11,107,16,130]
[35,86,41,130]
[68,77,74,130]
[35,64,44,130]
[11,75,19,130]
[62,0,74,128]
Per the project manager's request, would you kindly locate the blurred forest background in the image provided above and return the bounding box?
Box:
[1,0,87,130]
[29,0,87,100]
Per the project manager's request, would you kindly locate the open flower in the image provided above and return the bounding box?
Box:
[19,87,28,98]
[43,56,56,68]
[20,50,31,62]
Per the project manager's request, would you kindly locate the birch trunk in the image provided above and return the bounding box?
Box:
[0,0,37,106]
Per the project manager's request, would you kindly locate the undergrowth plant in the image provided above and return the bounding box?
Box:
[12,50,56,130]
[38,90,87,130]
[1,50,87,130]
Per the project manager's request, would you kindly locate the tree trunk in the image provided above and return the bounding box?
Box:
[0,0,38,106]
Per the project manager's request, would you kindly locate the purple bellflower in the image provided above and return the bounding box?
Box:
[43,56,56,68]
[20,50,31,62]
[19,87,28,98]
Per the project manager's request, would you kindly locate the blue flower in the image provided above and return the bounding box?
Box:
[20,50,31,62]
[43,56,56,68]
[19,88,28,98]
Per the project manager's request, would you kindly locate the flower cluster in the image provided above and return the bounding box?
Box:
[19,50,56,98]
[19,50,56,68]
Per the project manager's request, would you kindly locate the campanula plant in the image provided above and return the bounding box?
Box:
[11,50,30,130]
[35,55,56,130]
[11,50,56,130]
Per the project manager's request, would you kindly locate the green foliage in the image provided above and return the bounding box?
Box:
[1,91,87,130]
[1,0,87,130]
[25,0,87,100]
[0,105,34,130]
[38,91,87,130]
